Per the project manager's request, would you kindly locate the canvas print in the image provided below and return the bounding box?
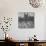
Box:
[18,12,35,28]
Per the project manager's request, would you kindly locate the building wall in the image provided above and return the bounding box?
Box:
[0,0,46,40]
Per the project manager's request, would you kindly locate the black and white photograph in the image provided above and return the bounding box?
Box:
[18,12,35,28]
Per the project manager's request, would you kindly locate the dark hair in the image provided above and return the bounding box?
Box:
[34,35,36,37]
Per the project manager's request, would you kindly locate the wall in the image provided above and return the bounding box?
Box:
[0,0,46,40]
